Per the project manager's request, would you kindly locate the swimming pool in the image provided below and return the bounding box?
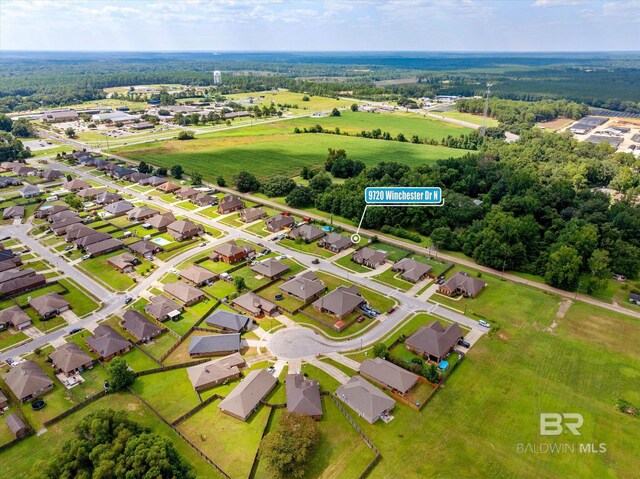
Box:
[438,360,449,370]
[152,237,172,246]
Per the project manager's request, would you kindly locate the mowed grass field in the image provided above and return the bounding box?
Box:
[223,90,354,113]
[114,130,470,182]
[349,277,640,478]
[198,110,473,140]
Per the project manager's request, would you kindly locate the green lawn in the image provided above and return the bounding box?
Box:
[77,250,135,291]
[279,238,334,258]
[113,130,470,183]
[139,331,179,359]
[254,395,377,479]
[57,278,101,316]
[368,242,410,262]
[0,329,29,351]
[131,368,201,422]
[342,273,640,478]
[178,398,271,479]
[373,267,414,291]
[245,220,271,237]
[437,110,500,127]
[0,392,222,479]
[202,279,237,299]
[333,254,372,274]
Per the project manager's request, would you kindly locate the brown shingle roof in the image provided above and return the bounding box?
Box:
[29,292,70,317]
[86,325,130,358]
[405,321,463,359]
[279,271,327,301]
[360,358,419,395]
[180,265,216,285]
[122,310,161,341]
[164,281,204,304]
[3,360,53,402]
[218,369,277,421]
[49,343,92,375]
[286,373,323,417]
[312,285,364,318]
[250,259,290,278]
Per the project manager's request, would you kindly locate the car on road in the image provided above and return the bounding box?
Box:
[69,328,83,335]
[267,366,275,374]
[171,269,179,275]
[261,248,271,255]
[386,306,397,314]
[257,243,264,247]
[200,242,207,247]
[21,248,30,254]
[478,320,490,328]
[277,255,287,260]
[5,358,14,366]
[81,254,90,260]
[458,339,471,348]
[311,258,320,264]
[124,296,133,304]
[0,236,10,241]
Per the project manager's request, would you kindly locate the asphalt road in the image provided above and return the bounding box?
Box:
[1,159,485,363]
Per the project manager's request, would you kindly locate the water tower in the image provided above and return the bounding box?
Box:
[213,70,222,85]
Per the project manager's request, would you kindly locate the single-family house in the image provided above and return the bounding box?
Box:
[3,360,54,403]
[128,240,163,258]
[0,305,32,330]
[128,172,150,183]
[34,204,67,219]
[335,376,395,424]
[180,265,216,286]
[405,321,463,362]
[29,293,70,319]
[186,353,245,392]
[250,258,290,279]
[279,271,327,303]
[238,207,267,223]
[189,334,242,358]
[0,271,46,297]
[3,205,25,220]
[318,233,352,253]
[121,310,162,342]
[359,358,419,396]
[94,191,122,205]
[265,214,295,232]
[40,169,64,181]
[438,272,486,298]
[232,292,278,317]
[19,185,40,199]
[312,285,364,320]
[392,259,432,283]
[107,252,138,273]
[146,176,167,187]
[191,193,216,207]
[157,182,180,193]
[286,373,323,419]
[64,178,90,191]
[204,310,251,332]
[48,209,78,223]
[218,195,244,214]
[146,212,176,231]
[164,281,205,306]
[352,247,387,268]
[85,238,124,257]
[74,231,112,248]
[86,325,131,361]
[76,187,102,199]
[211,241,254,264]
[128,206,159,222]
[288,224,325,243]
[144,295,183,321]
[104,200,134,217]
[218,369,277,421]
[49,343,93,376]
[176,187,199,200]
[51,216,84,236]
[167,219,204,241]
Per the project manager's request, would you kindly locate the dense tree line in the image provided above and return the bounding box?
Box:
[34,409,193,479]
[293,123,504,149]
[286,132,640,291]
[0,131,31,161]
[456,98,589,134]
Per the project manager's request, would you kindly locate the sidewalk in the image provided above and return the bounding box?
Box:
[306,357,350,384]
[326,352,361,371]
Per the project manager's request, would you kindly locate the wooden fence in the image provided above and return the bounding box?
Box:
[42,390,107,427]
[171,393,224,427]
[128,387,231,479]
[134,358,210,377]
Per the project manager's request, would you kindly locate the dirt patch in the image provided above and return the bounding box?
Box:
[538,118,573,130]
[497,331,509,341]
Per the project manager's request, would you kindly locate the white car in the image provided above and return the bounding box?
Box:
[478,320,490,328]
[81,254,91,260]
[277,255,287,260]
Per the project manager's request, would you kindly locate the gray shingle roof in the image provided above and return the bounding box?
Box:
[218,369,277,420]
[186,353,245,391]
[286,373,322,417]
[335,376,395,424]
[49,343,92,375]
[86,325,130,358]
[312,285,364,318]
[360,358,419,395]
[103,200,134,215]
[189,334,242,355]
[250,259,290,278]
[122,310,161,341]
[279,271,326,301]
[204,310,251,332]
[405,321,463,359]
[3,360,53,402]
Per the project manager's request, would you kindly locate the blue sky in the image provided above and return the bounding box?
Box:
[1,0,639,52]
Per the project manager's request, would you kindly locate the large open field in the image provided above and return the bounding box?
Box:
[113,131,469,182]
[345,273,640,478]
[224,90,354,113]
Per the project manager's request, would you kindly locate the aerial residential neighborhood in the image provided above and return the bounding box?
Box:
[0,1,639,479]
